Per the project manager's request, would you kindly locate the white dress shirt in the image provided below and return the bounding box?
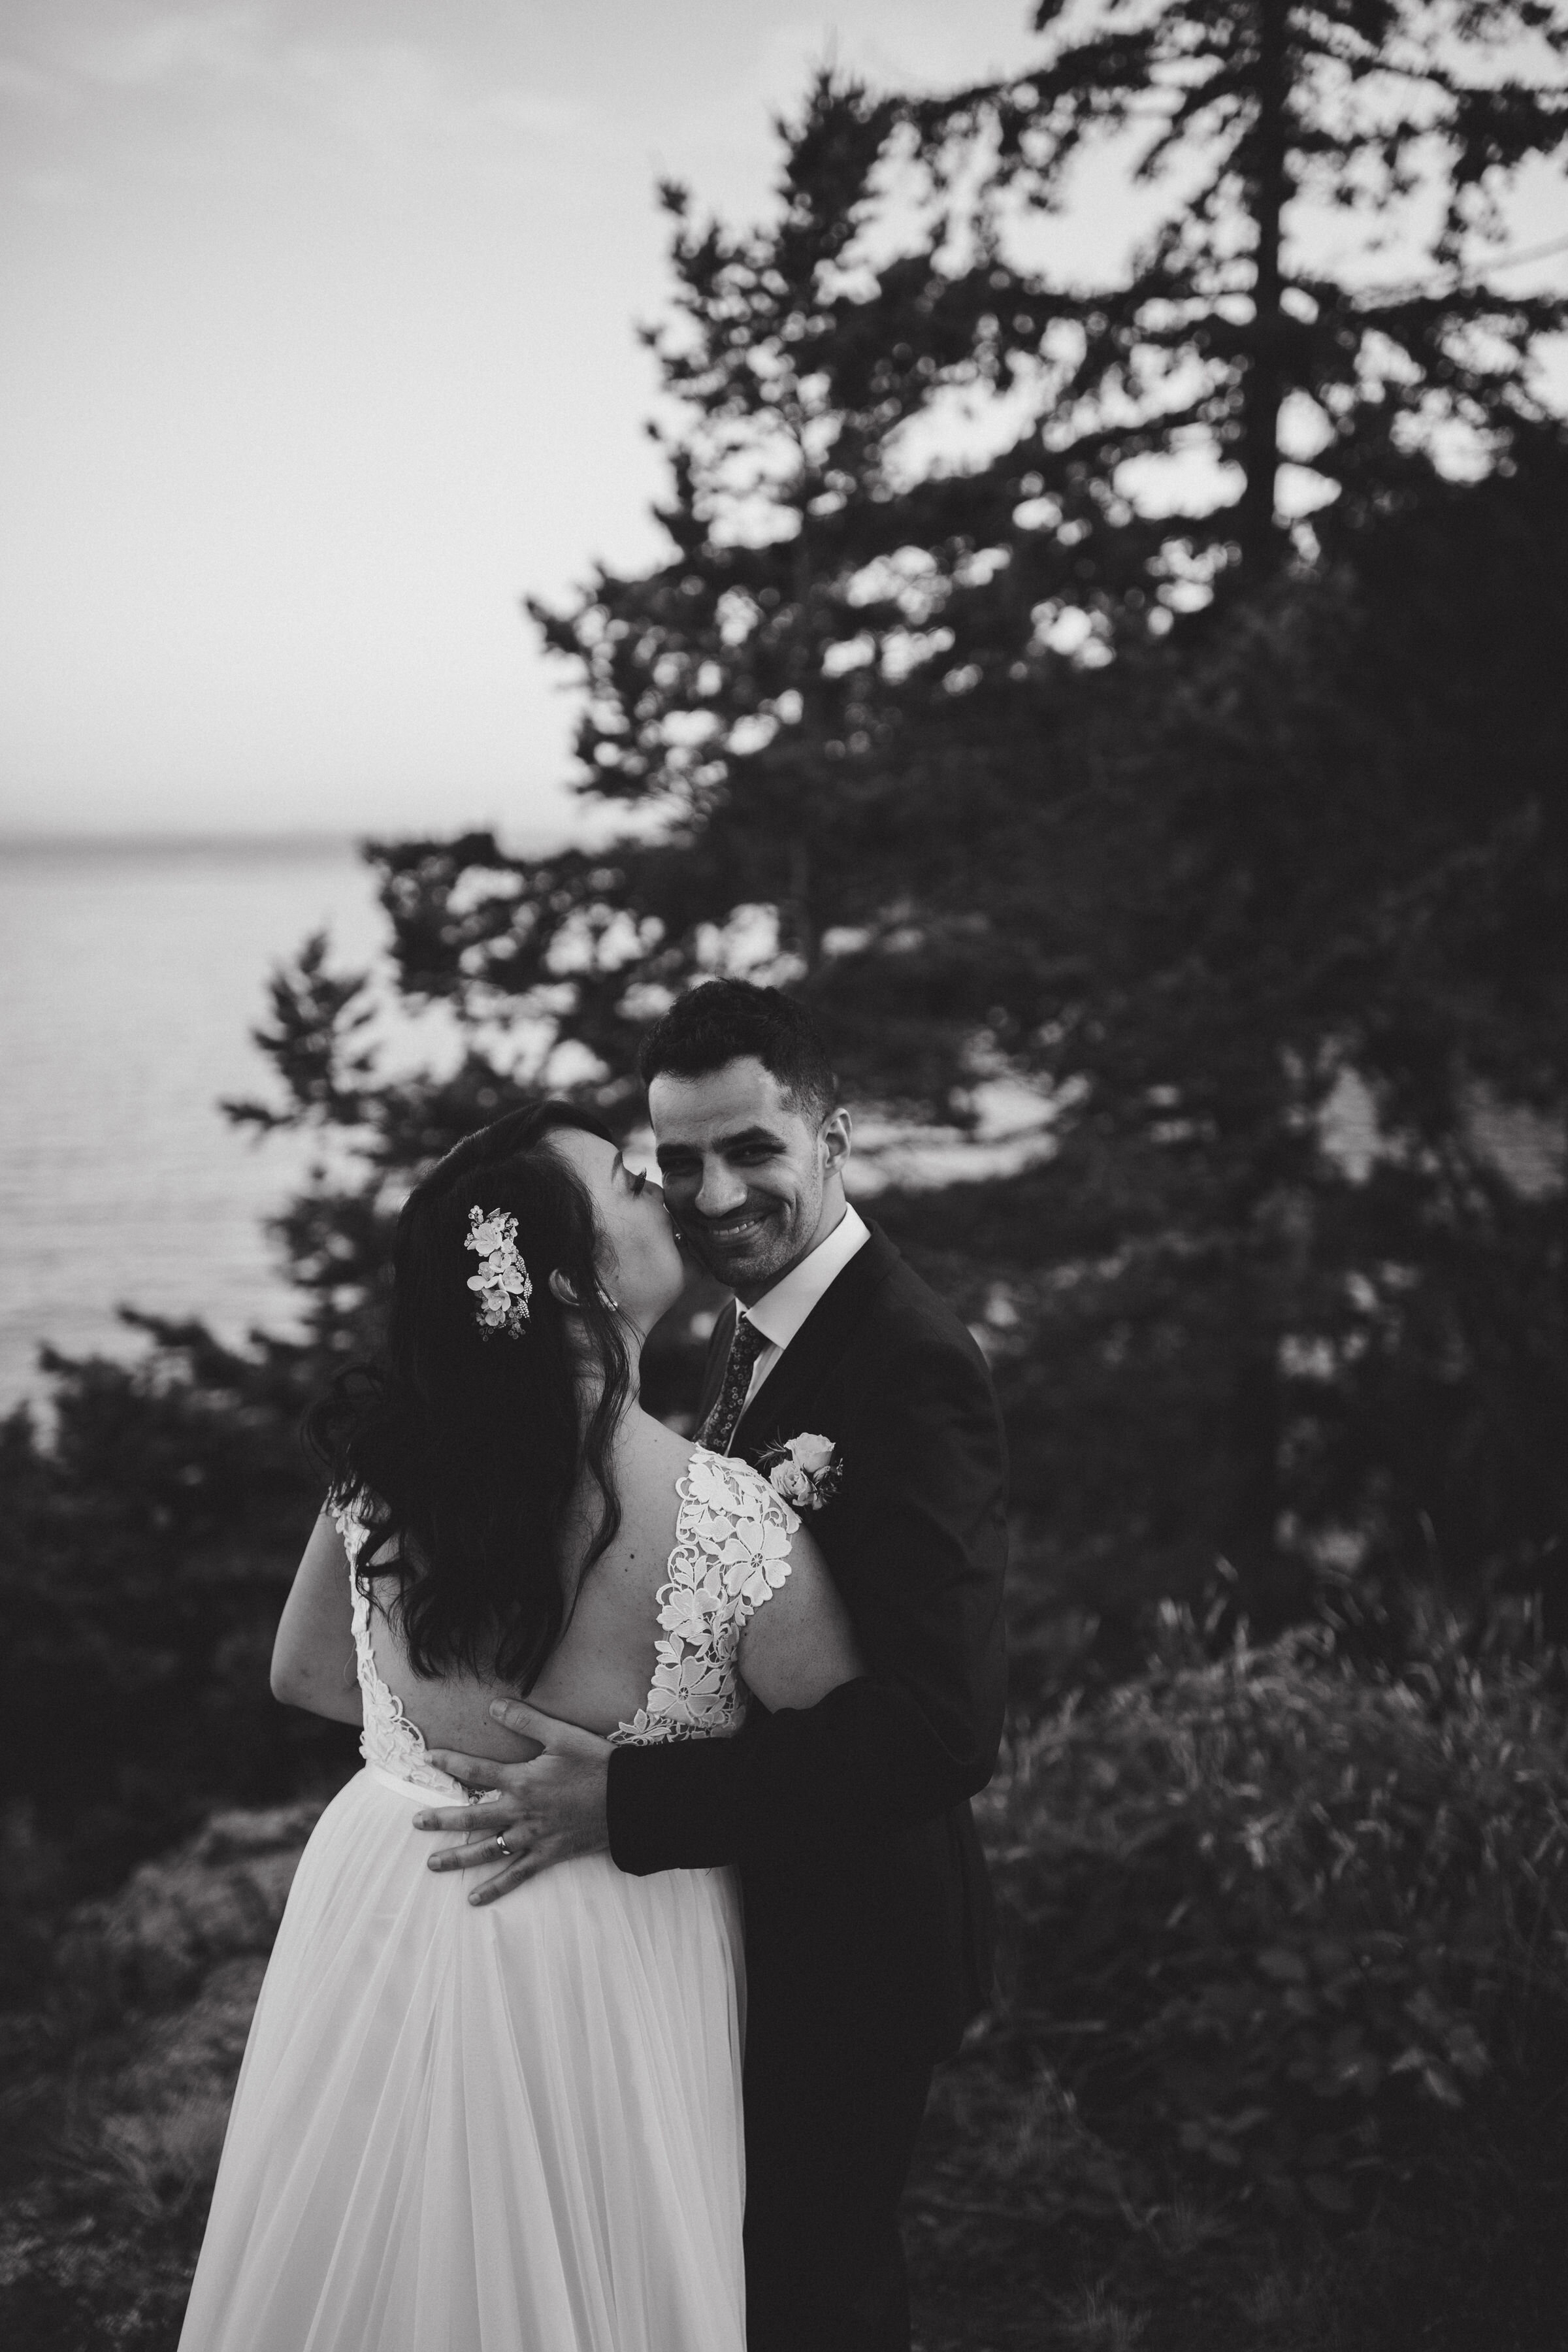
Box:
[736,1203,872,1414]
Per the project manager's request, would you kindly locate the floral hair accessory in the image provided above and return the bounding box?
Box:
[464,1205,532,1337]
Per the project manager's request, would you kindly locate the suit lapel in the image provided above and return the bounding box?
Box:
[732,1224,900,1460]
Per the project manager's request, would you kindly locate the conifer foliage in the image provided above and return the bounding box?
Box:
[263,3,1568,1124]
[2,10,1565,1886]
[230,5,1567,1641]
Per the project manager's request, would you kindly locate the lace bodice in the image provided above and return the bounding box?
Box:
[610,1445,798,1746]
[332,1500,481,1799]
[331,1445,798,1791]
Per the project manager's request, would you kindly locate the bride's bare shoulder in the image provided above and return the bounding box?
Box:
[597,1411,710,1556]
[621,1407,708,1481]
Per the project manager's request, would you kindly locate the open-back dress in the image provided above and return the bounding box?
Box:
[177,1445,798,2352]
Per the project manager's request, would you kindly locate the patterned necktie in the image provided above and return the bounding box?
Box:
[695,1312,769,1453]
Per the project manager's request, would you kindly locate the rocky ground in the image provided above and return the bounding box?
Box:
[3,1803,1565,2352]
[0,1804,322,2351]
[0,1803,1109,2351]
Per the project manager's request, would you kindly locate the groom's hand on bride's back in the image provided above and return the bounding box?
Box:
[413,1702,612,1907]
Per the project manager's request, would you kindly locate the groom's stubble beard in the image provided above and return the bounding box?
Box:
[676,1154,831,1303]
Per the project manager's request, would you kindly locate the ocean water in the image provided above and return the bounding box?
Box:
[0,839,389,1413]
[0,838,1071,1417]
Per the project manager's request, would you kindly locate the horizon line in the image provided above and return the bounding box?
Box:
[0,826,359,850]
[0,823,566,856]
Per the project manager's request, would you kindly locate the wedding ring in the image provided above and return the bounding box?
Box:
[492,1832,510,1859]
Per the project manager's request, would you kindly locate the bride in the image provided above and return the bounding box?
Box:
[178,1100,862,2352]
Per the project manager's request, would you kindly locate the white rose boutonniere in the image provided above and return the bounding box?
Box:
[761,1432,841,1512]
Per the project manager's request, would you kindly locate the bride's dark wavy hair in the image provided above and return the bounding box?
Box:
[303,1102,631,1688]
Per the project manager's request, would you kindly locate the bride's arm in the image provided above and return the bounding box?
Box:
[270,1512,363,1725]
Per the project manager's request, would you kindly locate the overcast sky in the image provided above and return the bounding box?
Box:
[1,0,1053,845]
[3,1,1564,848]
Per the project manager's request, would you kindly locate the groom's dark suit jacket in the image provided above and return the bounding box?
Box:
[607,1222,1008,2061]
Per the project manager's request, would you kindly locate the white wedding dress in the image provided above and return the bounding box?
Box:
[178,1446,799,2352]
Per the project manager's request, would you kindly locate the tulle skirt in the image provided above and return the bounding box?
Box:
[178,1765,747,2352]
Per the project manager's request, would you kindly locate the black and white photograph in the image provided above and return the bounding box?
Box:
[3,3,1567,2347]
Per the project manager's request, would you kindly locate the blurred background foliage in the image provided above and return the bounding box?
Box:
[5,0,1567,1893]
[3,6,1568,2336]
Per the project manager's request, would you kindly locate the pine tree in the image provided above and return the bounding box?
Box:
[12,16,1560,1754]
[5,3,1565,1937]
[915,0,1568,579]
[274,10,1568,1134]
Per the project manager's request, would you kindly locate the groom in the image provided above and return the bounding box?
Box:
[420,981,1008,2351]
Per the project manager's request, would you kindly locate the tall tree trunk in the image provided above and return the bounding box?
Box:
[785,520,823,977]
[1238,0,1290,576]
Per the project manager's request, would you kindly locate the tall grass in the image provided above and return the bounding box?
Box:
[904,1618,1568,2345]
[983,1617,1568,2217]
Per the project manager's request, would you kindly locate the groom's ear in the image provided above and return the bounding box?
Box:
[821,1106,853,1177]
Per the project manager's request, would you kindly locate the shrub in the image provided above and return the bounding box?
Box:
[981,1622,1568,2222]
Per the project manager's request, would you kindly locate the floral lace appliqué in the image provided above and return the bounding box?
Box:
[331,1499,487,1801]
[610,1445,800,1748]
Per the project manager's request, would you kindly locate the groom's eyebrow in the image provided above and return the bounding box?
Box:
[715,1125,787,1152]
[654,1124,785,1162]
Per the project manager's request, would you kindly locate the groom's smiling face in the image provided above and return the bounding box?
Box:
[648,1056,851,1303]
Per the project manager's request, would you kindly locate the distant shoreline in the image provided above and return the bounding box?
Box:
[0,825,573,861]
[0,831,363,860]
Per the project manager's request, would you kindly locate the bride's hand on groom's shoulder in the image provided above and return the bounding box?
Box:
[413,1703,613,1907]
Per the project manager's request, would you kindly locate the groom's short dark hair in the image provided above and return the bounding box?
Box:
[638,981,838,1124]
